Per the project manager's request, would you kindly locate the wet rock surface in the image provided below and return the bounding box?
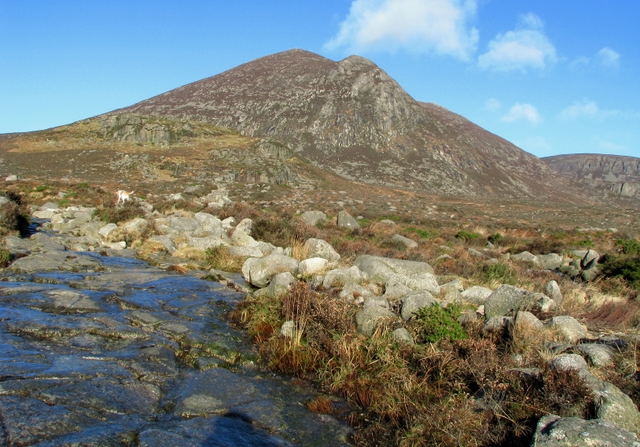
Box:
[0,243,351,446]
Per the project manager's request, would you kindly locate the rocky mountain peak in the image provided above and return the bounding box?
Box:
[112,49,574,199]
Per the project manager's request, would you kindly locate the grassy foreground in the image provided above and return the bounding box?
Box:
[224,210,640,447]
[2,181,640,446]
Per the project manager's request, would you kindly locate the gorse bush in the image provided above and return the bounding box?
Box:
[615,238,640,255]
[455,230,481,242]
[94,201,146,224]
[412,304,467,343]
[600,253,640,290]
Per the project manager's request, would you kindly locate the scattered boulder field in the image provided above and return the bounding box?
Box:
[1,187,640,446]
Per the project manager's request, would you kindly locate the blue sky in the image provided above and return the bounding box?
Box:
[1,0,638,158]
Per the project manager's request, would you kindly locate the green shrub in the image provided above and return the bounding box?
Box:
[455,230,481,242]
[93,201,146,224]
[407,227,438,240]
[615,238,640,255]
[488,233,503,245]
[480,263,518,285]
[0,247,12,267]
[576,238,594,248]
[600,254,640,290]
[413,304,467,343]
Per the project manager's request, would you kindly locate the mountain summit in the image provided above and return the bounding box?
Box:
[117,49,564,198]
[115,50,557,198]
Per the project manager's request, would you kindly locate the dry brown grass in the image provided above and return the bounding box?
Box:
[235,281,599,447]
[306,396,334,414]
[172,247,208,261]
[580,298,640,331]
[203,245,246,273]
[137,239,168,256]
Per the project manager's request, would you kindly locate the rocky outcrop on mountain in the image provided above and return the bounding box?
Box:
[115,49,570,200]
[544,154,640,200]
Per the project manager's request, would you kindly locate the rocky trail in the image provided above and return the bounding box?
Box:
[0,229,351,446]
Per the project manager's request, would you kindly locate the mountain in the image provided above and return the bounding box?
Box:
[544,153,640,200]
[112,49,570,200]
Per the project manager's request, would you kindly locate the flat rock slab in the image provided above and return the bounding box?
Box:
[0,246,351,446]
[8,251,104,273]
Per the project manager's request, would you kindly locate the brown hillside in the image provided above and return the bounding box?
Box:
[115,49,575,200]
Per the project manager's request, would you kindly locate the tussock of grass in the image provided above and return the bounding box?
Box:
[94,201,146,224]
[172,247,207,261]
[204,245,246,273]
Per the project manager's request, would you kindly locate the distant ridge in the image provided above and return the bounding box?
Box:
[544,153,640,199]
[115,49,573,200]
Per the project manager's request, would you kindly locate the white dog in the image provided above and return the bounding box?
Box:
[115,190,134,205]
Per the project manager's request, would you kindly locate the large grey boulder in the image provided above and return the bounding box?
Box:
[322,266,366,288]
[254,272,297,298]
[386,273,440,296]
[391,234,418,249]
[123,217,148,234]
[575,343,614,367]
[547,316,589,343]
[545,280,563,307]
[336,210,360,231]
[511,251,540,266]
[461,286,493,305]
[537,253,563,270]
[193,212,227,239]
[168,217,199,234]
[530,414,639,447]
[550,354,589,372]
[298,257,329,276]
[186,235,226,251]
[98,223,118,238]
[593,380,640,435]
[400,290,438,320]
[355,305,398,337]
[303,238,340,262]
[514,311,544,331]
[484,285,529,319]
[355,255,434,281]
[231,218,258,247]
[581,249,600,270]
[242,253,299,288]
[299,211,327,226]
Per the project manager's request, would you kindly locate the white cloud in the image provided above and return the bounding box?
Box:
[484,98,502,113]
[478,13,557,72]
[560,100,618,120]
[324,0,479,60]
[597,47,620,68]
[501,103,542,125]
